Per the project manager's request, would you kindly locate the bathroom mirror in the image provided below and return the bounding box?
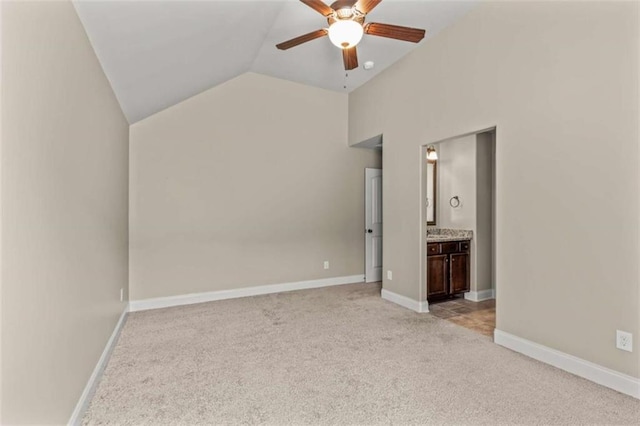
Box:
[426,160,437,225]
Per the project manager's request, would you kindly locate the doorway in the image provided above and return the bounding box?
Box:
[351,134,384,283]
[420,128,497,338]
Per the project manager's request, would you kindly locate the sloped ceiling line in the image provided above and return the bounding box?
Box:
[73,0,478,123]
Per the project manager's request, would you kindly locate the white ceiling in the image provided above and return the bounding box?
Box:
[74,0,478,123]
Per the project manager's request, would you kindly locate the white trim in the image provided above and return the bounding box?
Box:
[494,329,640,399]
[464,288,495,301]
[381,289,429,313]
[129,275,365,312]
[68,304,129,425]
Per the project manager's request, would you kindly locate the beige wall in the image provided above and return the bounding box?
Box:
[475,132,494,293]
[349,1,639,377]
[436,135,477,231]
[130,72,381,301]
[0,2,4,420]
[436,135,480,292]
[435,133,493,294]
[1,1,129,424]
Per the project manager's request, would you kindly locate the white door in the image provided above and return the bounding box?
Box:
[365,168,383,283]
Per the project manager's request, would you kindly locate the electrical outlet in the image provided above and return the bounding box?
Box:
[387,270,393,280]
[616,330,633,352]
[324,261,329,270]
[120,288,124,302]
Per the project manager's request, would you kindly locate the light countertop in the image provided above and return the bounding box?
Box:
[427,227,473,243]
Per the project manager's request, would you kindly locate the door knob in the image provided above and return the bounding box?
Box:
[367,229,373,233]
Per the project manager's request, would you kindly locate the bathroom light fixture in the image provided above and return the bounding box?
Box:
[328,18,364,49]
[426,145,438,161]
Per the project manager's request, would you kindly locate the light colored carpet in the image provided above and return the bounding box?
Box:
[84,283,639,425]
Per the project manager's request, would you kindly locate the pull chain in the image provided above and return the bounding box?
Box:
[344,72,349,90]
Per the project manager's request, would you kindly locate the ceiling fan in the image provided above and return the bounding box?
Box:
[276,0,426,71]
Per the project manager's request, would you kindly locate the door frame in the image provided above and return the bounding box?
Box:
[420,126,498,313]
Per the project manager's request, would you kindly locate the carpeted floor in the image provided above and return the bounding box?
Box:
[83,282,639,425]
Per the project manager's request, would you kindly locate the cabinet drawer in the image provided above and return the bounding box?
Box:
[427,243,440,255]
[460,241,470,252]
[440,242,459,254]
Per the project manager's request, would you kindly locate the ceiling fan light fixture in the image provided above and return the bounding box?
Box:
[276,0,426,71]
[328,19,364,49]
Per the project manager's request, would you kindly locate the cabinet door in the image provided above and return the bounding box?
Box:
[427,254,449,299]
[449,252,470,294]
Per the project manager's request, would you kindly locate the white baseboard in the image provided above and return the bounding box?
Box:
[129,274,365,312]
[494,329,640,399]
[464,288,495,301]
[68,304,129,425]
[381,289,429,313]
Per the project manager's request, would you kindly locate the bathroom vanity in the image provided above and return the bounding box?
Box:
[427,229,472,301]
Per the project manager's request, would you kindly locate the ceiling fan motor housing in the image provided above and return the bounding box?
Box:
[327,4,365,26]
[331,0,359,13]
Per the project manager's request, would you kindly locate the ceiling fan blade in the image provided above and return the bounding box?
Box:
[355,0,382,14]
[364,22,425,43]
[300,0,334,17]
[342,46,358,70]
[276,29,328,50]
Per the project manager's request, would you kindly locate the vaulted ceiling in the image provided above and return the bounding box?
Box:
[74,1,477,123]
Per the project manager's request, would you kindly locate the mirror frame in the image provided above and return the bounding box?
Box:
[427,159,437,226]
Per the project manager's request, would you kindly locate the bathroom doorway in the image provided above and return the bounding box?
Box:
[420,128,497,338]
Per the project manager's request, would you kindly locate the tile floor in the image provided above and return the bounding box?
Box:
[428,297,496,337]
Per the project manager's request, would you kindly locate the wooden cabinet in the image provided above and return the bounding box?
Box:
[449,253,469,294]
[426,240,470,301]
[427,254,448,299]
